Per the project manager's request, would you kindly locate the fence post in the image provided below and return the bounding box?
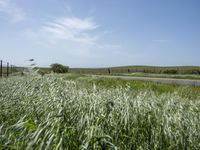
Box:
[7,62,9,77]
[0,60,2,78]
[108,68,111,74]
[10,64,12,75]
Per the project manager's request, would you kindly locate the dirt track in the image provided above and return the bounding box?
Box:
[98,75,200,86]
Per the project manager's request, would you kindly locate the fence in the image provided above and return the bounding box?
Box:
[0,60,19,77]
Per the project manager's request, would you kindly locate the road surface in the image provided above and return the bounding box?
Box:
[98,75,200,86]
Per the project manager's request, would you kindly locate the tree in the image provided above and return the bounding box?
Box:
[50,63,69,73]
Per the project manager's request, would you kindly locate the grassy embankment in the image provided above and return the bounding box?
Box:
[108,72,200,80]
[0,74,200,149]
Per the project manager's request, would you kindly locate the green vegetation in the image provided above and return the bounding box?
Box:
[8,65,200,77]
[69,65,200,75]
[50,63,69,73]
[62,74,200,98]
[110,72,200,80]
[0,74,200,149]
[0,66,21,77]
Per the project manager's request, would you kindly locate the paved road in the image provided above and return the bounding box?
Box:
[98,75,200,86]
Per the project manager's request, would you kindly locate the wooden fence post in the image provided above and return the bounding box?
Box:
[11,65,12,74]
[7,62,9,77]
[0,60,2,77]
[108,68,111,74]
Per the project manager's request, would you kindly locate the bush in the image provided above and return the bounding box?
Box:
[192,69,200,75]
[50,63,69,73]
[163,69,177,74]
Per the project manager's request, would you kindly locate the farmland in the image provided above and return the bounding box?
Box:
[0,74,200,149]
[69,66,200,75]
[7,65,200,75]
[110,72,200,80]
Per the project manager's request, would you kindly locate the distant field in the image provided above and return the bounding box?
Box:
[3,65,200,78]
[1,66,49,76]
[69,65,200,75]
[0,66,21,76]
[111,72,200,80]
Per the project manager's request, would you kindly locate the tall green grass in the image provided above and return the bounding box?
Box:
[0,75,200,149]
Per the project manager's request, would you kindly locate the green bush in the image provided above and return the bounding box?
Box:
[163,69,177,74]
[192,69,200,75]
[50,63,69,73]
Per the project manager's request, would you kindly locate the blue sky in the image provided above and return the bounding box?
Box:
[0,0,200,67]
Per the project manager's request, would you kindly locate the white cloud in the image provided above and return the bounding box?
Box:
[0,0,25,23]
[22,15,126,67]
[41,17,99,45]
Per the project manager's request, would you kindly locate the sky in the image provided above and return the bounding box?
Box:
[0,0,200,67]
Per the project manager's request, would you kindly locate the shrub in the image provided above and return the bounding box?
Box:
[163,69,177,74]
[192,69,200,75]
[50,63,69,73]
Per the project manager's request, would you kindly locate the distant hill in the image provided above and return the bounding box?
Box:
[69,65,200,75]
[3,65,199,75]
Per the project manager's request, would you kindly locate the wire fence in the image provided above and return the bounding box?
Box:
[0,60,20,77]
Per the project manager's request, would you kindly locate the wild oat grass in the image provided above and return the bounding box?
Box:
[0,75,200,149]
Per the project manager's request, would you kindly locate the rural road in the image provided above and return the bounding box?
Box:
[98,75,200,86]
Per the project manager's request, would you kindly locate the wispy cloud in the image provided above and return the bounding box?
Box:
[23,14,123,62]
[0,0,25,23]
[41,16,99,45]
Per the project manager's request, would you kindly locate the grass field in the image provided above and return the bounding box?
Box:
[110,72,200,80]
[69,65,200,75]
[10,65,199,75]
[1,74,200,149]
[5,65,200,77]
